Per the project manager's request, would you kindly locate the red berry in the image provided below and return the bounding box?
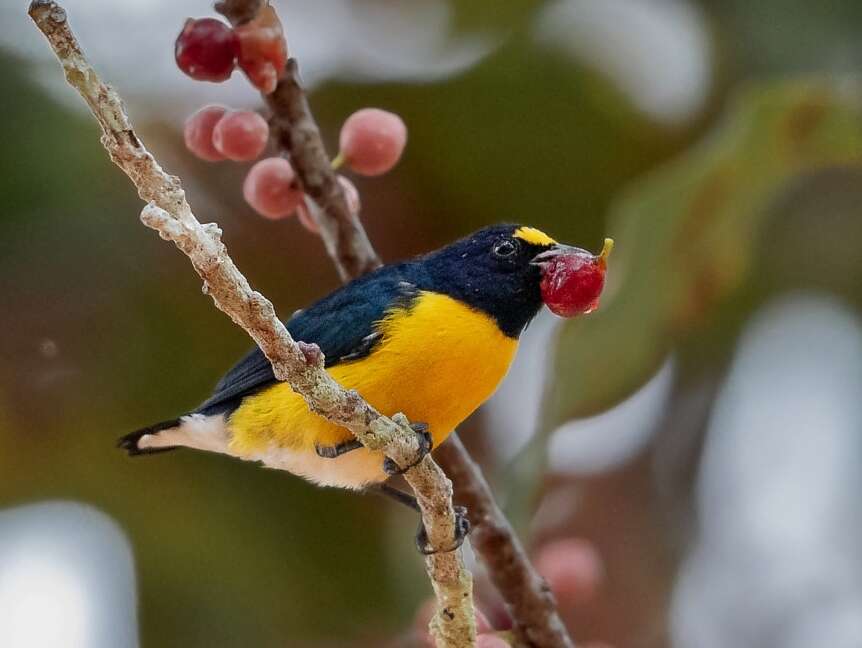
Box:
[212,110,269,161]
[243,157,304,220]
[339,108,407,176]
[184,105,228,161]
[235,5,288,94]
[175,18,239,83]
[538,239,613,317]
[534,538,604,606]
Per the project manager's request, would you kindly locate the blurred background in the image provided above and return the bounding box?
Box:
[2,0,862,646]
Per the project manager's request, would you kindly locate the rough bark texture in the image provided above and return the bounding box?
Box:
[28,2,474,646]
[264,58,382,281]
[210,2,577,646]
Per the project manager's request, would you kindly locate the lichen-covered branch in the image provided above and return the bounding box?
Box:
[28,2,474,646]
[211,3,577,647]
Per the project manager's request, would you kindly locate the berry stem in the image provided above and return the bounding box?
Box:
[330,150,345,170]
[598,237,614,268]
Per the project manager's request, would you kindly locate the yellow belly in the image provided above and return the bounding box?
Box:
[228,292,517,484]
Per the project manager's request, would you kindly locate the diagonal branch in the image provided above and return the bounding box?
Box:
[211,3,576,647]
[218,0,381,281]
[28,2,474,647]
[265,58,381,281]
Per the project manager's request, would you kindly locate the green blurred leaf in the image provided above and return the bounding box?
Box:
[546,79,862,427]
[505,79,862,525]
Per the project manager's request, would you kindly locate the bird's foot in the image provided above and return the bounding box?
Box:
[382,422,432,476]
[371,484,470,555]
[315,438,363,459]
[415,505,471,555]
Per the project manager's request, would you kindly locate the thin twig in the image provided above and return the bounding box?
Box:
[28,2,474,646]
[264,58,382,281]
[218,1,380,281]
[212,2,576,646]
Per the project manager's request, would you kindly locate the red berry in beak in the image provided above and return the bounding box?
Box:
[538,238,613,317]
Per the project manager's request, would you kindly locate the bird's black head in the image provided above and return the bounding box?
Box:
[418,224,561,337]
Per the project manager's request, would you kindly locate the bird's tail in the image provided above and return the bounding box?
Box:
[118,417,184,456]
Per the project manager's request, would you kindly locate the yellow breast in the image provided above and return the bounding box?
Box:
[228,292,518,457]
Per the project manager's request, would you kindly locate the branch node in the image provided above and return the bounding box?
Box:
[297,341,323,367]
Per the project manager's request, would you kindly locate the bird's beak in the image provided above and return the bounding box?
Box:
[531,239,614,272]
[531,244,589,272]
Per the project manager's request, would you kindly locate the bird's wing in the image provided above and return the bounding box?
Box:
[196,266,419,415]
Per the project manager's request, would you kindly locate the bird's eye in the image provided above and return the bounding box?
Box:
[492,239,518,259]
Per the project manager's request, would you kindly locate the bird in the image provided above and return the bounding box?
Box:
[119,224,597,546]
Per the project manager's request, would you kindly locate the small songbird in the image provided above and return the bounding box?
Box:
[120,225,607,503]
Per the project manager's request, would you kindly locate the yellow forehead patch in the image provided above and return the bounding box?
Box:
[514,226,556,247]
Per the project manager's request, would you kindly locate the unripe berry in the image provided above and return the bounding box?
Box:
[297,177,358,233]
[295,203,318,233]
[337,175,361,214]
[212,110,269,161]
[338,108,407,176]
[184,105,228,162]
[243,157,304,220]
[534,538,605,606]
[235,5,288,94]
[175,18,239,83]
[476,636,510,648]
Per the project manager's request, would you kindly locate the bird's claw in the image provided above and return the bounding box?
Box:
[382,422,432,476]
[415,505,471,555]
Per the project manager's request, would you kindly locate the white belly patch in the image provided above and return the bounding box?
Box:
[139,413,386,489]
[248,444,387,489]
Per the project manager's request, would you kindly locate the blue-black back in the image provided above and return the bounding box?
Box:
[197,224,547,415]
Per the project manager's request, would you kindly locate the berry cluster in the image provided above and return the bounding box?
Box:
[176,10,407,230]
[175,10,286,93]
[185,105,268,162]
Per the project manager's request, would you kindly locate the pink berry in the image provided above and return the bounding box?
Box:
[175,18,239,83]
[235,5,288,94]
[184,105,228,161]
[534,538,604,606]
[339,108,407,176]
[476,636,510,648]
[296,176,358,233]
[212,110,269,161]
[537,239,612,317]
[337,175,361,214]
[243,157,304,220]
[295,202,318,233]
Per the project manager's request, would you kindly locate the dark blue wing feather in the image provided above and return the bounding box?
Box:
[197,263,420,415]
